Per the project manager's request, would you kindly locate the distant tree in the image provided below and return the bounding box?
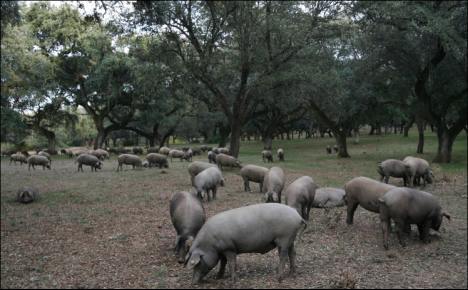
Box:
[356,1,467,162]
[132,1,341,157]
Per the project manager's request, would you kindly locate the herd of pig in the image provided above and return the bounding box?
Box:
[8,146,450,285]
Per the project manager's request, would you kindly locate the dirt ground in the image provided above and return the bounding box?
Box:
[1,153,467,288]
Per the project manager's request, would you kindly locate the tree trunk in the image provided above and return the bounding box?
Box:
[334,131,350,158]
[229,120,242,158]
[376,124,382,135]
[218,124,231,147]
[433,128,454,163]
[94,128,105,149]
[403,116,414,137]
[416,118,425,154]
[45,131,56,153]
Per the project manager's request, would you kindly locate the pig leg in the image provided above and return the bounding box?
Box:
[174,236,181,254]
[224,251,237,282]
[277,246,289,282]
[216,254,227,279]
[417,220,431,243]
[243,178,250,192]
[288,244,296,276]
[394,218,407,247]
[384,176,389,184]
[213,187,217,200]
[381,219,391,250]
[301,205,307,220]
[259,182,263,193]
[306,203,312,221]
[346,201,359,225]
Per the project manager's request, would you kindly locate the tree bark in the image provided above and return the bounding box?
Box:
[416,117,425,154]
[433,128,454,163]
[218,123,231,147]
[44,130,56,153]
[403,116,414,137]
[229,120,242,158]
[335,131,350,158]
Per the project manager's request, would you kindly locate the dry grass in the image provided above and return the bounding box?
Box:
[1,134,467,288]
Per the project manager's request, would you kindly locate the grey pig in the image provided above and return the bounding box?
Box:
[379,187,450,250]
[193,167,225,201]
[170,191,206,263]
[239,164,268,192]
[313,187,346,208]
[215,153,241,170]
[285,176,319,220]
[344,176,395,224]
[76,153,102,172]
[262,150,273,163]
[16,187,39,204]
[377,159,412,186]
[10,153,27,165]
[187,161,217,185]
[116,154,143,171]
[263,167,285,203]
[403,156,433,186]
[184,203,307,284]
[277,148,285,161]
[27,155,51,171]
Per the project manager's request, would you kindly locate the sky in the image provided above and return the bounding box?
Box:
[22,1,135,24]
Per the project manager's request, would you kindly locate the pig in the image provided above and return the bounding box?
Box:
[312,187,346,208]
[16,187,39,204]
[207,151,217,164]
[170,191,206,263]
[344,176,395,225]
[193,167,225,202]
[284,176,319,220]
[187,161,217,185]
[379,187,450,250]
[403,156,434,187]
[263,167,285,203]
[377,159,412,186]
[262,150,273,163]
[76,153,102,172]
[184,203,307,284]
[239,164,269,192]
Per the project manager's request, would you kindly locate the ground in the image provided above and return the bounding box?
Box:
[1,131,467,288]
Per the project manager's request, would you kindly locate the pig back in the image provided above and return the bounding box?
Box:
[170,192,205,236]
[345,177,395,213]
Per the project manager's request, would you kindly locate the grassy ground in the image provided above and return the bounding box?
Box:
[1,130,466,288]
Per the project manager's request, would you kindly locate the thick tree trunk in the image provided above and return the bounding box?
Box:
[433,127,457,163]
[218,124,231,147]
[334,131,350,158]
[416,118,425,154]
[229,121,242,158]
[94,128,104,150]
[45,131,56,153]
[403,116,414,137]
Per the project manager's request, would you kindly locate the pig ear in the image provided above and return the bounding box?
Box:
[186,253,202,269]
[442,212,451,221]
